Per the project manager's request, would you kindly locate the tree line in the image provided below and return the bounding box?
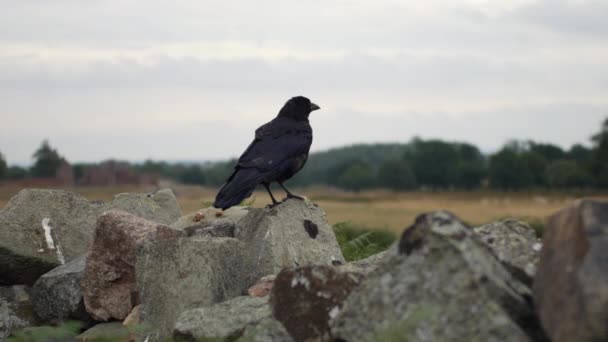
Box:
[1,118,607,191]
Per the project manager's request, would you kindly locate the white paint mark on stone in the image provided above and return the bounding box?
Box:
[41,218,66,264]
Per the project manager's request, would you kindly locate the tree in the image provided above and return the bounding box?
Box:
[409,140,459,189]
[568,144,592,165]
[545,160,593,188]
[521,151,548,186]
[529,142,566,162]
[336,160,376,191]
[590,118,608,188]
[7,166,28,180]
[453,162,486,189]
[178,165,207,185]
[377,159,417,190]
[0,151,6,180]
[31,140,63,178]
[489,147,533,190]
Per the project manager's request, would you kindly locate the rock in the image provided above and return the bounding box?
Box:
[0,286,38,340]
[330,211,546,342]
[533,200,608,342]
[270,265,363,342]
[171,206,249,230]
[473,219,541,284]
[136,237,253,341]
[123,305,140,328]
[183,221,237,238]
[248,275,276,298]
[235,199,345,280]
[81,210,184,321]
[0,188,182,285]
[108,188,182,226]
[0,190,99,285]
[173,296,271,341]
[136,200,346,341]
[76,322,130,342]
[32,254,90,322]
[239,317,293,342]
[338,246,396,276]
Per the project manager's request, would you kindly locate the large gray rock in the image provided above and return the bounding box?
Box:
[136,199,345,341]
[109,188,182,226]
[534,200,608,342]
[238,317,293,342]
[473,219,541,284]
[0,190,98,285]
[338,246,396,276]
[235,199,345,280]
[173,296,271,340]
[32,254,90,322]
[81,210,184,321]
[0,286,38,340]
[330,211,546,342]
[171,206,249,230]
[137,237,253,341]
[0,188,182,285]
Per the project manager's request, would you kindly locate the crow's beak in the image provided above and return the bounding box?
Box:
[310,103,321,111]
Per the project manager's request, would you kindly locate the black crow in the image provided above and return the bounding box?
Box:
[213,96,320,210]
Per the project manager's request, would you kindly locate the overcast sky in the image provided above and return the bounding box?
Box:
[1,0,607,165]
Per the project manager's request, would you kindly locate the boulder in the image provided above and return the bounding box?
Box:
[330,211,546,342]
[238,317,293,342]
[171,206,249,230]
[473,219,541,284]
[32,254,90,322]
[81,210,184,321]
[0,188,182,285]
[173,296,271,340]
[183,221,237,238]
[123,305,141,328]
[248,275,276,298]
[136,237,253,341]
[235,199,345,280]
[338,246,396,276]
[136,199,346,341]
[0,190,99,285]
[0,286,38,340]
[108,188,182,225]
[270,265,363,342]
[76,322,130,342]
[533,200,608,342]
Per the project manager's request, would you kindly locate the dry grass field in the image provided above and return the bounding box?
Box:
[2,182,607,233]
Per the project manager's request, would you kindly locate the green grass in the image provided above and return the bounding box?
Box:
[8,321,83,342]
[333,221,397,262]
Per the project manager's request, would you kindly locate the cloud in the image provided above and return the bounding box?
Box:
[0,0,607,163]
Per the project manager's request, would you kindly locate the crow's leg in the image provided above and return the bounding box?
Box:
[278,182,305,200]
[263,183,280,207]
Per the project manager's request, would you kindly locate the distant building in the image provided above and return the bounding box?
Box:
[55,160,75,185]
[80,160,158,186]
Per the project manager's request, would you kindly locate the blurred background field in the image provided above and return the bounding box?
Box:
[2,182,605,234]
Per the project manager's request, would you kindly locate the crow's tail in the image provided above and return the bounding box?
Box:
[213,168,265,210]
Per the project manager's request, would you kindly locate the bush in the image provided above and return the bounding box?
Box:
[333,222,396,262]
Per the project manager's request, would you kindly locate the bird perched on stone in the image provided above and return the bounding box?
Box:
[213,96,320,210]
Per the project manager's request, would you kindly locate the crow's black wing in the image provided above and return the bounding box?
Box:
[237,117,312,172]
